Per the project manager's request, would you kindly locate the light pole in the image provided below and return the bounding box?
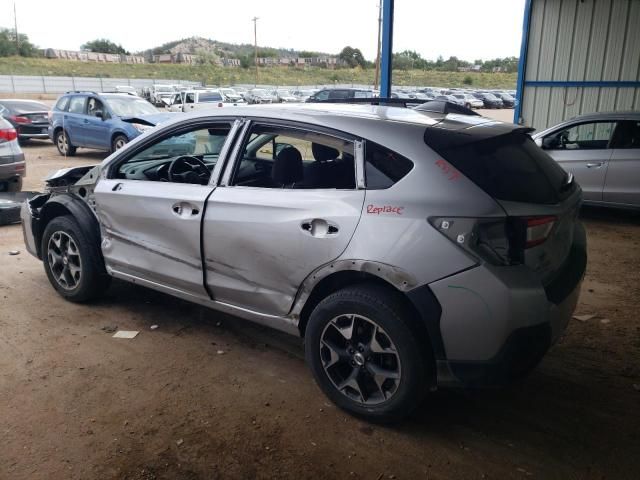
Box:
[13,1,19,53]
[374,2,382,91]
[252,17,259,86]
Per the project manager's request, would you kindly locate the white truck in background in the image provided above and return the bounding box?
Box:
[166,90,243,112]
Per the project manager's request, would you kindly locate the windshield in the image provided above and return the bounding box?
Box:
[278,90,292,96]
[252,89,267,95]
[155,86,173,92]
[105,97,158,117]
[199,92,224,102]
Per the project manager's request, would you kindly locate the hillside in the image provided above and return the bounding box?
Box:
[143,36,327,59]
[0,56,517,89]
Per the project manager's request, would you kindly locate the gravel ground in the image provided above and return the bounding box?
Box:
[1,118,639,480]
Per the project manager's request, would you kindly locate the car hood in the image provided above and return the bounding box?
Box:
[120,113,175,127]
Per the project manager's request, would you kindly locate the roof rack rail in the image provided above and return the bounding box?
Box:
[311,97,479,116]
[101,91,137,95]
[64,90,99,95]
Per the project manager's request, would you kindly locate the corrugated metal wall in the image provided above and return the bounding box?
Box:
[520,0,640,130]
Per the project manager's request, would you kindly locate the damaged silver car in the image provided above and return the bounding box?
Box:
[21,104,587,421]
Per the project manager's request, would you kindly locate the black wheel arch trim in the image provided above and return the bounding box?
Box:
[32,193,102,260]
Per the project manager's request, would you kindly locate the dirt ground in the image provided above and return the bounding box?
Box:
[1,124,639,480]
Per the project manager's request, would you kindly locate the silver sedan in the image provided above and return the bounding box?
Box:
[533,111,640,209]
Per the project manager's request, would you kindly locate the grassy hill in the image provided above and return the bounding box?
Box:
[0,56,517,89]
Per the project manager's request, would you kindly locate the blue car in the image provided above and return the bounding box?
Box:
[48,92,173,156]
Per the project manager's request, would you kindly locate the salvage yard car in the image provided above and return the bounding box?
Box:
[0,116,25,192]
[21,103,586,421]
[167,90,242,112]
[533,111,640,209]
[49,92,172,155]
[0,99,50,142]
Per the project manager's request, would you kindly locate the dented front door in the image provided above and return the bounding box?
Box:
[94,180,213,298]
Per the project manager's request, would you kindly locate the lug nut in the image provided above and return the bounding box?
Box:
[358,346,364,352]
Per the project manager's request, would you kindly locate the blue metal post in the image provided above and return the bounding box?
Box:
[514,0,533,124]
[379,0,394,98]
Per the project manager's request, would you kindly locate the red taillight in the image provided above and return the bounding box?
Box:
[8,115,31,124]
[525,216,556,248]
[0,128,18,142]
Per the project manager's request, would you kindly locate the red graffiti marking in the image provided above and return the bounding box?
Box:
[435,159,461,181]
[367,205,404,215]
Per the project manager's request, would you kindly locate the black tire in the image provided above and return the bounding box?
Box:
[54,129,76,156]
[7,176,22,192]
[305,284,431,422]
[111,134,128,153]
[41,215,110,302]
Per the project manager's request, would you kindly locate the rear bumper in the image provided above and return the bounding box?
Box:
[0,153,26,180]
[417,222,587,388]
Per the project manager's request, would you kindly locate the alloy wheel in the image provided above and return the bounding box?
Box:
[57,133,68,154]
[319,314,401,405]
[47,231,82,290]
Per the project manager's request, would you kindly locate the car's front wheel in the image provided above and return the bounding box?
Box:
[111,134,128,153]
[42,215,110,302]
[54,130,76,156]
[305,284,430,422]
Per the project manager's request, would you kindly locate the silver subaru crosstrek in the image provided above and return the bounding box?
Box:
[21,104,586,421]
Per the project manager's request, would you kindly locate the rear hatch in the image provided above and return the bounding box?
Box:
[424,115,581,288]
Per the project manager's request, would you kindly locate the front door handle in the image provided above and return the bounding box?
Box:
[586,162,604,168]
[112,183,123,191]
[172,202,200,218]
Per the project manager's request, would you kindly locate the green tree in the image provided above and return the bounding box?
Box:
[338,46,366,68]
[463,75,473,85]
[81,39,129,55]
[0,27,37,57]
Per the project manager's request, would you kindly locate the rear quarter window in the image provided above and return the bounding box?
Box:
[365,141,414,189]
[55,96,70,112]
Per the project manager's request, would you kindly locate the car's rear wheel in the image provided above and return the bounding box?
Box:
[305,284,430,422]
[111,134,128,153]
[55,130,76,156]
[42,215,110,302]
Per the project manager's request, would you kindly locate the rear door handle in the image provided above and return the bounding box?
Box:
[301,219,339,237]
[111,183,123,191]
[586,162,604,168]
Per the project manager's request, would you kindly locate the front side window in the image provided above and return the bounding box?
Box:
[68,96,86,114]
[114,124,232,184]
[544,121,615,150]
[231,125,356,189]
[610,120,640,149]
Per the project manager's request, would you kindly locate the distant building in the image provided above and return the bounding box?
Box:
[42,48,145,64]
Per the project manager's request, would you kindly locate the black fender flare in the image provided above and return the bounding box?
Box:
[35,194,102,259]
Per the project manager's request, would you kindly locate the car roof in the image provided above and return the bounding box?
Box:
[569,111,640,122]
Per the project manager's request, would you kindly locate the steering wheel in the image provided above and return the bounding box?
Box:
[167,155,210,184]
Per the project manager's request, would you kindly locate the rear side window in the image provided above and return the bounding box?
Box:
[365,141,414,189]
[432,132,571,204]
[55,96,70,112]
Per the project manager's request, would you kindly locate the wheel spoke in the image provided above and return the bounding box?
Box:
[321,338,348,368]
[337,366,365,403]
[48,250,63,267]
[331,315,354,341]
[368,326,396,354]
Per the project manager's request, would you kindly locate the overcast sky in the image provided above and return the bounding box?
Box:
[4,0,525,61]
